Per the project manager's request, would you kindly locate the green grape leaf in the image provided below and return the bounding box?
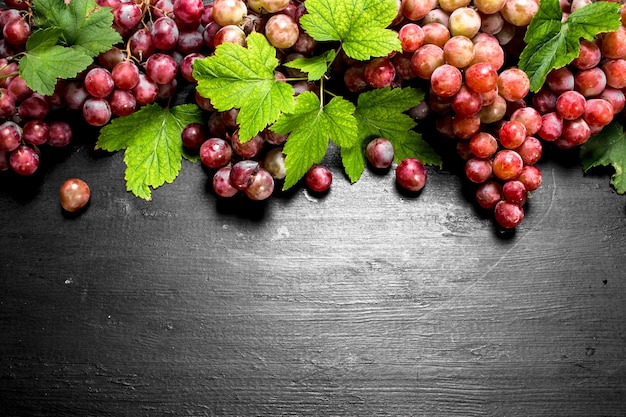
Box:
[341,87,441,183]
[283,50,336,81]
[32,0,122,57]
[33,0,122,57]
[95,104,203,200]
[193,32,295,142]
[271,92,358,190]
[19,28,94,96]
[519,0,621,92]
[299,0,402,61]
[580,122,626,194]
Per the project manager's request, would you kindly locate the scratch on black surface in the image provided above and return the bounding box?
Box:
[416,169,557,321]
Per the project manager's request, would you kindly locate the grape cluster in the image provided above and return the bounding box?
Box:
[379,0,624,229]
[0,8,74,175]
[532,2,626,151]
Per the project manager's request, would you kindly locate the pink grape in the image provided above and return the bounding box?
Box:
[108,89,136,117]
[305,164,333,193]
[518,165,542,192]
[10,145,39,175]
[0,120,21,152]
[498,120,527,149]
[145,53,178,85]
[469,132,498,158]
[200,137,232,169]
[537,112,563,142]
[213,166,239,197]
[396,158,427,192]
[510,106,542,136]
[212,0,247,26]
[47,121,72,147]
[492,149,523,180]
[555,90,586,120]
[365,137,395,169]
[515,136,543,165]
[465,157,493,183]
[244,168,275,201]
[574,67,606,97]
[151,16,179,50]
[22,120,49,146]
[465,62,498,94]
[601,59,626,89]
[502,180,527,206]
[475,180,504,209]
[398,23,425,53]
[82,97,112,127]
[365,57,396,89]
[264,13,299,49]
[422,22,450,48]
[411,44,444,79]
[401,0,438,21]
[443,35,475,69]
[59,178,91,212]
[494,200,524,229]
[85,67,115,98]
[497,68,530,102]
[430,64,462,97]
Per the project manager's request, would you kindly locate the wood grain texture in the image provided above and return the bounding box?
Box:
[1,142,626,416]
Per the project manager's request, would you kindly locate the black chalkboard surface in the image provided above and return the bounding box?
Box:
[1,135,625,416]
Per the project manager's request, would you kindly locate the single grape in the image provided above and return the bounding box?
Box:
[410,44,445,80]
[443,35,474,69]
[517,165,542,192]
[401,0,438,21]
[173,0,204,25]
[430,64,462,97]
[497,68,530,102]
[364,57,397,89]
[492,149,523,180]
[471,40,505,70]
[200,137,232,169]
[82,98,112,127]
[230,130,264,158]
[545,67,574,94]
[600,27,626,60]
[451,84,483,116]
[7,75,32,102]
[365,137,395,170]
[59,178,91,212]
[598,88,625,115]
[10,145,39,176]
[494,200,524,229]
[305,164,333,193]
[213,25,247,48]
[475,180,503,209]
[264,13,299,49]
[561,117,591,146]
[230,160,260,191]
[113,2,143,30]
[396,158,427,192]
[132,73,159,106]
[477,94,507,124]
[498,120,527,149]
[18,95,50,120]
[452,113,481,139]
[111,61,140,90]
[515,136,543,165]
[465,157,493,183]
[0,120,22,152]
[503,180,527,206]
[398,23,425,53]
[212,0,247,27]
[469,132,498,159]
[108,89,136,117]
[244,168,275,201]
[537,112,563,142]
[572,39,601,70]
[448,7,481,38]
[145,53,178,85]
[2,17,30,46]
[181,123,206,150]
[263,147,286,180]
[465,62,498,94]
[129,28,156,60]
[47,121,73,147]
[574,67,606,97]
[151,16,179,51]
[422,22,450,48]
[601,59,626,89]
[213,166,239,198]
[84,67,115,98]
[22,120,49,146]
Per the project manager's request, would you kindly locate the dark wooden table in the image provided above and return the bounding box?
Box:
[1,136,625,416]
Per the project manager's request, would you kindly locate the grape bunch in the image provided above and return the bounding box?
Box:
[0,5,74,175]
[532,3,626,151]
[378,0,624,229]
